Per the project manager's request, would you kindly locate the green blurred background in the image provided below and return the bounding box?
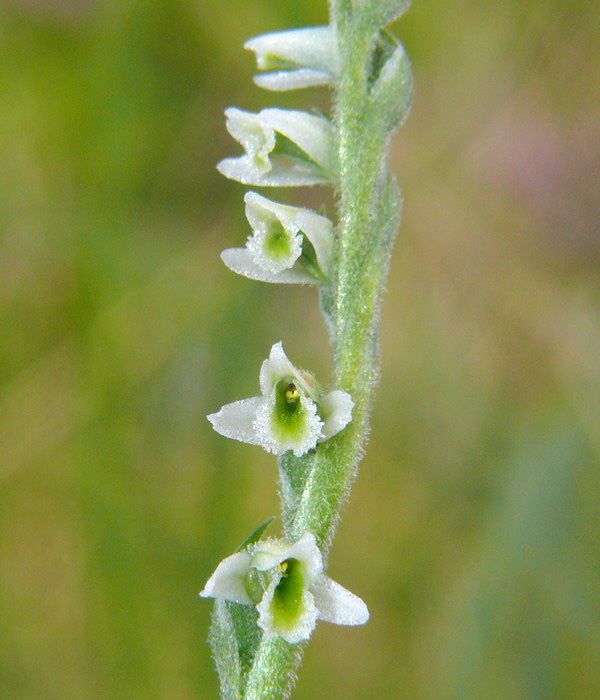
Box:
[1,0,599,697]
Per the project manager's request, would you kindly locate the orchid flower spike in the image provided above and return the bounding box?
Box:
[200,532,369,645]
[245,26,339,91]
[217,107,335,187]
[221,192,333,284]
[207,342,353,456]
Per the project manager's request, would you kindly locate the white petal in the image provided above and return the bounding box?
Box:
[260,108,335,176]
[221,248,315,284]
[294,208,334,276]
[256,578,318,644]
[251,532,323,583]
[217,155,328,187]
[244,26,339,75]
[319,390,354,440]
[200,551,253,605]
[253,390,323,457]
[258,343,319,399]
[207,396,264,446]
[311,575,370,626]
[259,342,296,395]
[254,68,332,92]
[245,191,298,231]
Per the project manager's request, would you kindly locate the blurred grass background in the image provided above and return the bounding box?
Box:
[1,0,599,698]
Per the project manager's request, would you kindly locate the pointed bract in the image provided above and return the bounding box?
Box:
[359,0,411,27]
[369,41,413,130]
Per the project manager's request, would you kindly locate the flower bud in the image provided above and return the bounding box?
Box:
[245,26,339,91]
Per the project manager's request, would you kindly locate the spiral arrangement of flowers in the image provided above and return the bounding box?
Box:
[200,3,413,697]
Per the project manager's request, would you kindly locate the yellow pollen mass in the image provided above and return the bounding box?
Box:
[284,384,300,404]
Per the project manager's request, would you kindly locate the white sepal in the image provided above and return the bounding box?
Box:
[207,396,264,447]
[319,389,354,440]
[217,107,335,187]
[200,551,253,605]
[254,69,332,92]
[310,576,370,626]
[220,248,314,284]
[245,27,339,91]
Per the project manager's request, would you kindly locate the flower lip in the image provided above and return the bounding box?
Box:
[244,196,303,274]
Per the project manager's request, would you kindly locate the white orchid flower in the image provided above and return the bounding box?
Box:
[207,342,353,457]
[252,533,369,644]
[221,192,333,284]
[200,533,369,645]
[217,107,335,187]
[245,26,339,91]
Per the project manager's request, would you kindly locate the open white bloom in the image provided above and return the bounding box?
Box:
[253,533,369,643]
[208,342,353,457]
[217,107,335,187]
[200,533,369,645]
[245,26,339,91]
[221,192,333,284]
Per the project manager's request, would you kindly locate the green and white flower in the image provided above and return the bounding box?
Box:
[245,26,339,91]
[217,107,335,186]
[207,342,353,456]
[221,192,333,284]
[201,533,369,644]
[253,533,369,643]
